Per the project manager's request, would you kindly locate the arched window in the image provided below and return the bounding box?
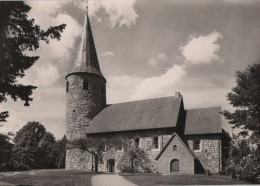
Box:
[173,145,177,151]
[135,138,140,148]
[66,81,69,92]
[83,80,88,90]
[153,137,159,149]
[170,159,180,172]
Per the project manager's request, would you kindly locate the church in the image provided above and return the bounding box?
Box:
[65,9,229,174]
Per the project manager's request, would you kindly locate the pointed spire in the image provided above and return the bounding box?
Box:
[71,5,104,78]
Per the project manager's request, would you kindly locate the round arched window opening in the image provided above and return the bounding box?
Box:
[173,145,177,151]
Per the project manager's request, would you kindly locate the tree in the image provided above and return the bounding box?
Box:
[12,121,47,169]
[117,146,151,173]
[222,63,260,141]
[0,133,13,170]
[68,137,121,172]
[48,135,66,168]
[37,132,56,168]
[227,134,260,182]
[0,1,66,123]
[222,63,260,182]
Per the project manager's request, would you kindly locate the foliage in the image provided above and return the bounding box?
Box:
[0,133,13,170]
[68,137,121,166]
[48,135,66,168]
[118,142,151,173]
[37,132,56,168]
[0,1,66,122]
[226,135,260,183]
[12,121,47,169]
[221,63,260,141]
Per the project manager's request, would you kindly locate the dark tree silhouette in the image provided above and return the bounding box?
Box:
[222,63,260,142]
[0,1,66,123]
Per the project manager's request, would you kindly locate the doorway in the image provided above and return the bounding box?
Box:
[107,159,115,173]
[170,159,180,173]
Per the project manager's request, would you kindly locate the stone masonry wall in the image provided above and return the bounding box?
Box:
[66,73,106,140]
[66,73,106,170]
[158,135,195,174]
[87,128,175,173]
[185,134,222,173]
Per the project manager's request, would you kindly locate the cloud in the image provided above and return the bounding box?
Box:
[27,1,81,60]
[100,51,115,57]
[21,1,82,88]
[158,53,168,61]
[147,58,158,67]
[19,63,60,88]
[147,53,168,67]
[181,31,223,64]
[107,64,186,103]
[72,0,139,27]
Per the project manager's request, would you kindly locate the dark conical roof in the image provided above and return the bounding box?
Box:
[70,11,104,78]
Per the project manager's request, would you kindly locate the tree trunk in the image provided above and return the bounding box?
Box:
[131,158,134,173]
[95,155,98,172]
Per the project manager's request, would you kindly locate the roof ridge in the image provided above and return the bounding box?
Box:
[107,96,181,106]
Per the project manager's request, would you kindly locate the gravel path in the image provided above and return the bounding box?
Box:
[92,174,137,186]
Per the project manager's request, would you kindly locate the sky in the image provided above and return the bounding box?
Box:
[1,0,260,139]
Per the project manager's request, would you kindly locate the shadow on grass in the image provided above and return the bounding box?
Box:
[122,173,249,185]
[0,169,97,186]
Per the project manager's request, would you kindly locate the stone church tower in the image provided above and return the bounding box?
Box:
[66,9,106,141]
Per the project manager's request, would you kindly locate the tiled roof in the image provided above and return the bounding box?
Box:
[184,107,222,135]
[68,12,104,78]
[86,96,182,134]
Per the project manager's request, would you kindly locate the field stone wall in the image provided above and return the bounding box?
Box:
[88,129,174,173]
[66,73,106,140]
[65,73,106,170]
[185,134,222,173]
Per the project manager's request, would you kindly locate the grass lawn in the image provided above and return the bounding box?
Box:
[0,169,97,186]
[122,173,249,185]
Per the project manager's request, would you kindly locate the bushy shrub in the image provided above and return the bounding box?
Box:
[118,147,151,173]
[227,138,260,183]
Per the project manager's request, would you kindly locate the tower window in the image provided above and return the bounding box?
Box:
[153,137,159,149]
[66,82,69,92]
[173,145,177,151]
[83,80,88,90]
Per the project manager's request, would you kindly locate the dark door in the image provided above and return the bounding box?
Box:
[107,159,115,173]
[170,159,180,173]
